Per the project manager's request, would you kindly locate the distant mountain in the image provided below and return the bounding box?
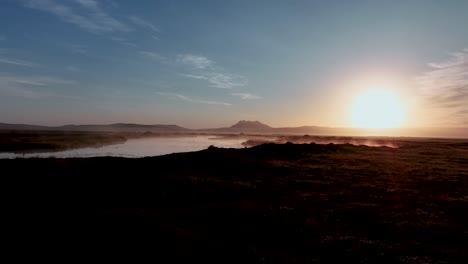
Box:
[0,123,189,132]
[1,121,467,138]
[0,123,51,131]
[230,120,272,131]
[201,121,356,135]
[59,123,189,132]
[197,120,274,133]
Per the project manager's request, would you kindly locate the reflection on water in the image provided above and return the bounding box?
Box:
[0,136,246,159]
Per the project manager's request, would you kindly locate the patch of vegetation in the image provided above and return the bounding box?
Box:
[2,140,468,262]
[0,130,127,153]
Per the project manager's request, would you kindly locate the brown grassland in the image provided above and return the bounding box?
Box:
[2,135,468,263]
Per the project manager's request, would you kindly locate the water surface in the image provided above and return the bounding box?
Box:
[0,136,246,159]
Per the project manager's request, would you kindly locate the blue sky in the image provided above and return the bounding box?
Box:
[1,0,467,128]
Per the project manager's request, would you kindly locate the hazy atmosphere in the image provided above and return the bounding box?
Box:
[1,0,468,130]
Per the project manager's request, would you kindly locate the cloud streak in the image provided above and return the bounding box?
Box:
[0,57,40,67]
[0,74,76,86]
[415,49,468,126]
[177,54,213,69]
[177,54,248,89]
[109,37,137,47]
[69,44,88,54]
[182,73,248,89]
[66,66,81,72]
[23,0,131,34]
[231,93,261,100]
[129,16,160,33]
[0,74,79,99]
[156,92,231,106]
[139,51,166,61]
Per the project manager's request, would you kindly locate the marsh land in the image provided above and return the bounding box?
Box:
[3,136,468,263]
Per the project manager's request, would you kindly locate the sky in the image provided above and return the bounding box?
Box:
[0,0,467,128]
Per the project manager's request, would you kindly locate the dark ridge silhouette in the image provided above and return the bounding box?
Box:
[0,123,51,130]
[1,121,468,138]
[59,123,189,132]
[230,120,272,130]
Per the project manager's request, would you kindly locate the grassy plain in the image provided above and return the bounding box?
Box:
[3,137,468,262]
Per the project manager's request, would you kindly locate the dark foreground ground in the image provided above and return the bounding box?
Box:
[3,140,468,263]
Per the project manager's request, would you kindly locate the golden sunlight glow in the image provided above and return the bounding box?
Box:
[351,88,406,129]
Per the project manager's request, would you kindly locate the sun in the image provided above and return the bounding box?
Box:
[351,88,406,129]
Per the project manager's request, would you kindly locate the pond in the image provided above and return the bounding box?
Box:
[0,136,246,158]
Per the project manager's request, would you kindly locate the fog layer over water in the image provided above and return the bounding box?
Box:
[0,136,246,159]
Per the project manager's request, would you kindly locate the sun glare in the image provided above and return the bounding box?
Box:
[351,88,406,129]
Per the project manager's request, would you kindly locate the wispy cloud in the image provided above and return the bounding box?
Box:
[177,54,213,69]
[110,36,125,41]
[182,72,248,89]
[139,51,166,61]
[123,42,137,47]
[66,66,81,72]
[103,0,119,8]
[139,51,169,64]
[109,37,137,47]
[129,16,160,33]
[23,0,131,34]
[69,44,88,54]
[231,93,261,100]
[75,0,98,9]
[0,75,76,86]
[415,49,468,126]
[0,57,40,67]
[177,54,248,89]
[156,92,231,106]
[0,74,79,99]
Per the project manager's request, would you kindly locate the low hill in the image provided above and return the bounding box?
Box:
[229,120,272,131]
[0,123,52,131]
[59,123,189,132]
[1,121,467,138]
[0,123,189,132]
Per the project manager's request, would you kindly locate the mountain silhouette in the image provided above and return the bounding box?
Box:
[230,120,272,130]
[1,121,467,138]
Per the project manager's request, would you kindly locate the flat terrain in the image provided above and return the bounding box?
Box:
[0,130,127,153]
[3,139,468,263]
[0,130,207,153]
